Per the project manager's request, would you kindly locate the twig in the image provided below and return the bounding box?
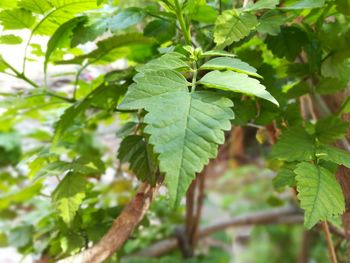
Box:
[131,206,303,258]
[57,181,162,263]
[322,221,338,263]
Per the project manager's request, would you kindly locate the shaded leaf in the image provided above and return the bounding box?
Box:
[273,162,297,189]
[316,145,350,169]
[315,116,349,144]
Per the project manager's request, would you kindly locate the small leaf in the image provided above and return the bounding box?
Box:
[270,126,315,161]
[245,0,280,11]
[52,173,87,224]
[199,57,262,78]
[198,70,279,106]
[273,162,297,189]
[315,116,349,144]
[316,145,350,169]
[214,10,258,48]
[118,135,157,185]
[294,162,344,229]
[281,0,325,10]
[45,16,87,73]
[136,52,189,73]
[0,34,22,45]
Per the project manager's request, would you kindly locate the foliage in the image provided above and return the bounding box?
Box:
[0,0,350,261]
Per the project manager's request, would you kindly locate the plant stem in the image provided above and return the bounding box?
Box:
[191,61,198,92]
[174,0,191,45]
[2,59,39,88]
[322,221,338,263]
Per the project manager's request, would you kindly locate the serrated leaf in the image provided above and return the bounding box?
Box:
[214,10,257,48]
[266,26,307,61]
[200,57,261,78]
[136,52,189,73]
[273,162,296,189]
[198,70,278,106]
[18,0,53,14]
[256,10,285,36]
[118,135,157,185]
[0,35,22,45]
[316,145,350,169]
[270,126,315,161]
[45,16,87,73]
[294,162,344,229]
[321,51,350,81]
[281,0,325,9]
[245,0,279,11]
[315,116,349,144]
[0,8,36,30]
[119,70,234,205]
[52,172,87,224]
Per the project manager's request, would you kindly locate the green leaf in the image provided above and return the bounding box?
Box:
[256,10,285,36]
[0,180,43,210]
[0,131,21,167]
[273,163,297,189]
[0,34,22,45]
[136,52,189,73]
[316,77,347,95]
[315,117,349,144]
[281,0,325,9]
[18,0,53,14]
[58,33,155,64]
[144,19,176,43]
[336,0,350,15]
[45,16,87,72]
[270,126,315,161]
[52,172,87,224]
[191,4,218,24]
[321,51,350,81]
[266,26,307,61]
[119,70,234,205]
[109,7,144,32]
[199,57,262,78]
[0,0,18,8]
[0,8,36,30]
[340,97,350,114]
[316,145,350,169]
[33,0,98,35]
[294,162,344,229]
[198,70,279,106]
[118,135,157,185]
[245,0,279,11]
[214,10,258,48]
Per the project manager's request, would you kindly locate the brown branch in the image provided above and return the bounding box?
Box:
[322,221,338,263]
[58,181,161,263]
[298,231,312,263]
[131,206,303,258]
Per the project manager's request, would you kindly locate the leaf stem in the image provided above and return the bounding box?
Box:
[174,0,191,45]
[322,221,338,263]
[2,59,39,88]
[191,61,198,92]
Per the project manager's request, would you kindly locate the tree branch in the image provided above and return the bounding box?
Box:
[322,221,338,263]
[58,181,161,263]
[131,206,303,258]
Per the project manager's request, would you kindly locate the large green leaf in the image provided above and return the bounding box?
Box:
[273,162,296,189]
[316,145,350,169]
[118,135,157,185]
[245,0,279,11]
[199,57,261,78]
[214,10,257,48]
[52,172,87,224]
[294,162,344,229]
[119,70,234,205]
[270,126,315,161]
[33,0,98,35]
[198,70,278,106]
[108,7,144,32]
[0,0,18,8]
[0,8,36,30]
[256,10,285,36]
[18,0,53,14]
